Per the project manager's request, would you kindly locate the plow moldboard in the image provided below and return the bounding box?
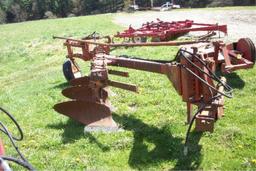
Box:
[62,85,109,102]
[54,101,112,126]
[70,76,90,86]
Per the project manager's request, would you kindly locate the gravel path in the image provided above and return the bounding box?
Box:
[113,9,256,44]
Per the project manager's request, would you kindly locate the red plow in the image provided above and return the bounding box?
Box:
[53,19,255,153]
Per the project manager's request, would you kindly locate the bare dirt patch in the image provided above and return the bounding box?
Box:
[113,9,256,44]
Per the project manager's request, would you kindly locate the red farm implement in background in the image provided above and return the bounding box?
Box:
[114,19,227,42]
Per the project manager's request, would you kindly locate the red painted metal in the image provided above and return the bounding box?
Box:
[220,38,255,73]
[115,19,227,41]
[0,139,5,156]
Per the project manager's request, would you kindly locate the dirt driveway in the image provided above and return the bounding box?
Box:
[113,9,256,44]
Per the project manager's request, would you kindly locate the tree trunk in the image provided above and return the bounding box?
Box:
[151,0,154,7]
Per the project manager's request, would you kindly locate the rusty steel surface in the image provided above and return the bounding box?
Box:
[54,101,115,127]
[62,86,108,101]
[108,69,129,77]
[54,36,209,46]
[236,38,255,64]
[220,38,255,73]
[108,56,169,74]
[54,35,255,133]
[55,37,255,132]
[69,76,91,86]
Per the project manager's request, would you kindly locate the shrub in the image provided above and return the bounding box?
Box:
[208,0,234,7]
[0,8,6,24]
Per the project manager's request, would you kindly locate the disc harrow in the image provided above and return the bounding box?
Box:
[114,19,228,42]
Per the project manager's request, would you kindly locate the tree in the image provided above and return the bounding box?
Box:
[0,7,6,23]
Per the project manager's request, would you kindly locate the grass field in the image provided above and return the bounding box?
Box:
[0,7,256,170]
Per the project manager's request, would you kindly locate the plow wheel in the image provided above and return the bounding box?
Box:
[63,59,82,82]
[236,38,256,64]
[54,76,119,132]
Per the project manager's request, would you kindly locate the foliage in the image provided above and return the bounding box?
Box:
[0,0,255,23]
[0,0,14,10]
[0,8,6,24]
[187,0,212,8]
[82,0,98,14]
[19,0,33,10]
[208,0,234,7]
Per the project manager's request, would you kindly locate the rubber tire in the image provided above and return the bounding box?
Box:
[63,59,82,82]
[246,38,256,64]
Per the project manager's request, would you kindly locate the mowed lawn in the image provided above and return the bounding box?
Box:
[0,9,256,170]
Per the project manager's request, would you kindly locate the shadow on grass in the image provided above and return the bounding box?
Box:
[47,119,84,144]
[47,114,203,169]
[113,114,203,170]
[47,119,110,152]
[53,82,69,90]
[225,72,245,89]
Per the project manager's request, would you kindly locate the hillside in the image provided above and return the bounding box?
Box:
[0,0,255,23]
[0,7,256,170]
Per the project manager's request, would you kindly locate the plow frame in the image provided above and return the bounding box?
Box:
[53,33,255,155]
[53,35,255,133]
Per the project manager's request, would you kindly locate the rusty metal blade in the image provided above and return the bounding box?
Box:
[54,101,111,125]
[62,86,92,101]
[108,80,138,92]
[62,86,108,101]
[108,69,129,77]
[70,76,90,86]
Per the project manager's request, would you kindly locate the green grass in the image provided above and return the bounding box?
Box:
[0,10,256,170]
